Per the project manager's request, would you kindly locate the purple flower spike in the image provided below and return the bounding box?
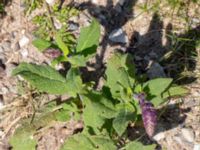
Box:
[134,93,157,138]
[43,48,62,59]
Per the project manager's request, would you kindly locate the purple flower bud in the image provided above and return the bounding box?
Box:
[43,48,62,59]
[134,93,157,138]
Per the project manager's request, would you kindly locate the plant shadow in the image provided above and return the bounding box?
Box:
[127,12,200,85]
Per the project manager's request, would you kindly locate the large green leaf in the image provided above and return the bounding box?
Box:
[82,92,117,133]
[9,127,37,150]
[163,86,188,98]
[61,134,116,150]
[105,53,134,99]
[143,78,173,96]
[112,104,135,136]
[76,19,100,54]
[150,86,188,106]
[125,141,156,150]
[12,63,69,94]
[32,38,52,51]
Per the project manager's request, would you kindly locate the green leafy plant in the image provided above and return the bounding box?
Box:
[24,0,79,55]
[10,20,188,150]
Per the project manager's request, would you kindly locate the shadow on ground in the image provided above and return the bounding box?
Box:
[65,0,200,86]
[127,13,200,85]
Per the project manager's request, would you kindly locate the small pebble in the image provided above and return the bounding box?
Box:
[0,97,4,110]
[0,130,4,137]
[109,28,128,44]
[19,35,29,48]
[20,49,29,58]
[2,41,11,52]
[153,132,165,141]
[181,128,195,143]
[147,62,166,79]
[194,144,200,150]
[54,18,62,30]
[115,4,122,12]
[68,22,79,31]
[1,87,9,94]
[46,0,55,6]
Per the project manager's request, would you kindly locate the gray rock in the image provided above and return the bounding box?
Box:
[147,62,166,79]
[12,42,20,51]
[109,28,128,44]
[115,4,122,12]
[68,22,79,31]
[11,31,18,38]
[19,35,30,48]
[0,54,6,64]
[181,128,195,143]
[2,41,11,52]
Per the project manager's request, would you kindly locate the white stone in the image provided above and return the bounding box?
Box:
[181,128,195,143]
[19,36,29,47]
[1,87,8,94]
[20,49,29,58]
[55,63,64,71]
[153,132,165,141]
[91,0,98,4]
[46,0,55,6]
[109,28,128,44]
[194,144,200,150]
[54,18,62,29]
[0,99,4,110]
[0,130,4,137]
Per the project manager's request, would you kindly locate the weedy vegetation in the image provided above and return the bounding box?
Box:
[10,19,188,150]
[5,0,193,150]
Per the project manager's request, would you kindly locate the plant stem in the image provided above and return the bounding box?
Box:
[44,1,56,34]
